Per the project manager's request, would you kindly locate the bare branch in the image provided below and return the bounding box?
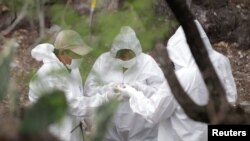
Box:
[0,3,28,36]
[165,0,230,122]
[154,44,209,122]
[37,0,45,38]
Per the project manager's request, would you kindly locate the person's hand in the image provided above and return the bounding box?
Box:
[115,83,138,98]
[106,82,120,92]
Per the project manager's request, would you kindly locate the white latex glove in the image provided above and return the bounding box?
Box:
[103,82,125,101]
[106,90,122,101]
[106,82,119,92]
[116,84,138,98]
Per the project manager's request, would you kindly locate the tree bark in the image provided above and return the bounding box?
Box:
[154,44,209,122]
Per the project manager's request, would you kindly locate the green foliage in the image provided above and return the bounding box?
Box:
[91,99,119,141]
[1,0,35,17]
[50,4,83,30]
[3,0,173,53]
[1,0,24,12]
[48,0,174,80]
[0,39,16,101]
[20,90,67,134]
[93,0,169,52]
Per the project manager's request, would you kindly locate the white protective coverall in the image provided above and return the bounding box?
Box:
[83,26,176,141]
[158,20,237,141]
[29,43,113,141]
[194,20,237,104]
[159,21,210,141]
[119,20,237,141]
[117,25,207,141]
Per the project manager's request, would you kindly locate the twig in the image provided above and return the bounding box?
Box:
[0,3,28,36]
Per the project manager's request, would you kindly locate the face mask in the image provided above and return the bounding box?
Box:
[66,59,81,69]
[116,58,137,69]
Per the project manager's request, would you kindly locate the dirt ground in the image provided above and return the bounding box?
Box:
[0,28,40,117]
[0,0,250,116]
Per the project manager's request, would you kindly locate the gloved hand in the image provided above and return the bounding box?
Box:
[115,84,138,98]
[106,90,122,101]
[105,82,120,92]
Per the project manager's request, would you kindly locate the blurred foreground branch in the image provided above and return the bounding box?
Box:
[153,0,250,124]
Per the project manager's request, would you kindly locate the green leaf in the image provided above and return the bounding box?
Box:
[20,90,67,134]
[0,39,16,101]
[91,99,119,141]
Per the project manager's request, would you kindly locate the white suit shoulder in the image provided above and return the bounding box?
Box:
[93,52,114,66]
[138,53,161,67]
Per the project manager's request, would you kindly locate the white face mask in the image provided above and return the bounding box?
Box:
[116,58,137,69]
[66,59,81,69]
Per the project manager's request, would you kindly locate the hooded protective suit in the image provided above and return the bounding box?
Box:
[194,21,237,104]
[116,23,207,141]
[83,26,176,141]
[29,43,113,141]
[166,20,237,105]
[158,20,237,141]
[119,20,237,141]
[158,20,209,141]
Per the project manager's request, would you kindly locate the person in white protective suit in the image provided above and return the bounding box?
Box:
[184,0,237,104]
[116,22,237,141]
[83,26,177,141]
[29,30,120,141]
[195,21,237,104]
[116,38,209,141]
[159,18,237,141]
[117,6,237,141]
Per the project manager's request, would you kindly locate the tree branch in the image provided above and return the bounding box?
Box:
[165,0,231,123]
[154,44,209,122]
[0,3,28,36]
